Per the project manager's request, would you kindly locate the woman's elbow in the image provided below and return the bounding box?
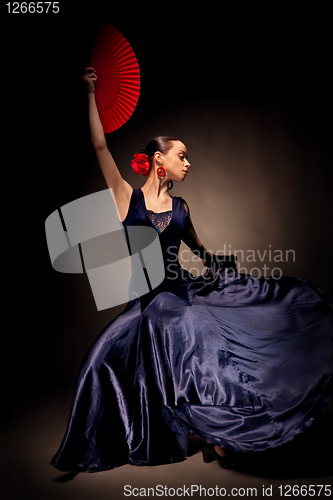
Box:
[93,139,107,152]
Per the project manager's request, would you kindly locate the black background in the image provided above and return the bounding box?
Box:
[1,3,332,407]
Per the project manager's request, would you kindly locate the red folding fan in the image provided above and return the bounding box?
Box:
[90,23,140,134]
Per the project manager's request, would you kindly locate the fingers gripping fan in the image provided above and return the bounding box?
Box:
[90,23,140,134]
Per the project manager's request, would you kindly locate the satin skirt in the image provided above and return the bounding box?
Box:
[50,258,333,471]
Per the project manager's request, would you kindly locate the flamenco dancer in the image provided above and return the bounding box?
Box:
[50,67,333,472]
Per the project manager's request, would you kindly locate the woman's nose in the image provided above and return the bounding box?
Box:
[185,159,191,168]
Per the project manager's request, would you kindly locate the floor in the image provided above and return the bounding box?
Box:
[1,387,332,500]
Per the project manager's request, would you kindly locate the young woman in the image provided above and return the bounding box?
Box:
[50,68,333,472]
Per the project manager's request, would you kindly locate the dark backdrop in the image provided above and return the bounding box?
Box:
[1,4,332,407]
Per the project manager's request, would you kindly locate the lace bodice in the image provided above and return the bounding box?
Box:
[122,188,189,276]
[147,210,172,234]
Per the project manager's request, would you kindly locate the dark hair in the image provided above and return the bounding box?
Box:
[142,136,179,166]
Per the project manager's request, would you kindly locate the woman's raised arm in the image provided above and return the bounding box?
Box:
[82,67,132,219]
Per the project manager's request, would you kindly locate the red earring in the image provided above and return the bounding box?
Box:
[157,166,166,177]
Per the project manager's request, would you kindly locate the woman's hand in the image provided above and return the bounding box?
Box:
[82,67,98,94]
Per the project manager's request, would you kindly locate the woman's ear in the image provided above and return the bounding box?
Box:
[154,151,163,165]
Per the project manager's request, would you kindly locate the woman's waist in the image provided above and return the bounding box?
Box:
[129,257,194,289]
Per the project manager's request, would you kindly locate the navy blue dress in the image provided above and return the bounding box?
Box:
[50,188,333,471]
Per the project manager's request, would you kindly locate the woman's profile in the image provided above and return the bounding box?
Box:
[50,67,333,472]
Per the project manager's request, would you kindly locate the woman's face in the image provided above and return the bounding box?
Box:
[161,141,191,182]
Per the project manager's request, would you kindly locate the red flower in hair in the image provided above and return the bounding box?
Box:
[130,153,150,176]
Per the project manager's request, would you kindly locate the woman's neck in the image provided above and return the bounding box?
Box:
[141,173,170,200]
